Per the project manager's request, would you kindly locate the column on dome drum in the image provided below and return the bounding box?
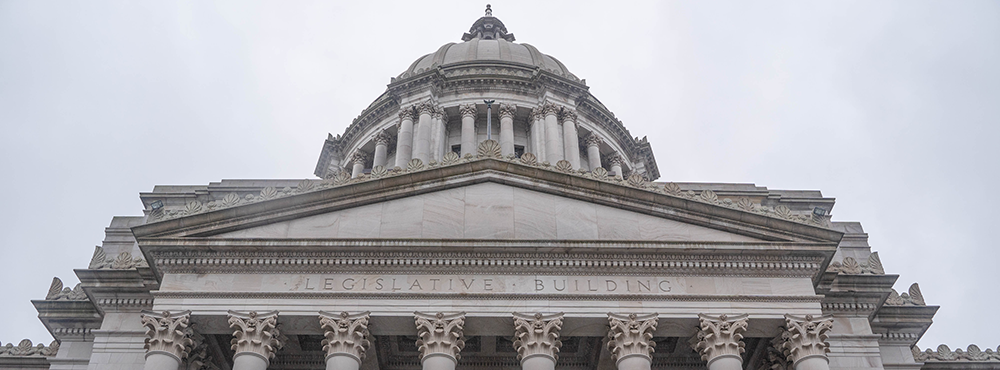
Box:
[499,103,516,156]
[373,130,390,168]
[140,311,193,370]
[607,313,657,370]
[542,104,563,163]
[459,104,477,157]
[529,107,546,160]
[395,108,416,167]
[319,311,371,370]
[414,312,466,370]
[584,134,603,171]
[560,110,580,169]
[413,103,435,164]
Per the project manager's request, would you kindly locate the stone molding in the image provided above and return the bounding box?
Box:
[45,277,87,301]
[149,141,830,228]
[459,103,477,118]
[512,312,564,362]
[140,310,194,362]
[826,252,884,275]
[0,339,59,357]
[584,133,604,148]
[607,313,658,364]
[779,314,834,366]
[692,313,749,366]
[885,283,926,306]
[914,344,1000,362]
[318,311,371,363]
[228,310,284,363]
[414,311,466,362]
[498,103,517,119]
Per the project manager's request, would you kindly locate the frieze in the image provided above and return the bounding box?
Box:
[149,141,830,229]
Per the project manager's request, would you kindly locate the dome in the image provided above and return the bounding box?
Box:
[396,6,578,80]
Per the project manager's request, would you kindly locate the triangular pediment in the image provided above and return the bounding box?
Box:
[132,159,843,243]
[212,182,762,241]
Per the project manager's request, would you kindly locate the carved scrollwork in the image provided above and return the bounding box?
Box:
[414,312,466,361]
[0,339,59,357]
[141,310,194,361]
[319,311,371,363]
[692,314,749,365]
[228,311,284,362]
[607,313,658,363]
[46,277,86,301]
[779,314,834,366]
[512,313,564,362]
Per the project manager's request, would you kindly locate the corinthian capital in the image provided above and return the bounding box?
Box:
[530,107,544,121]
[417,102,436,115]
[319,311,371,363]
[414,312,466,361]
[607,313,658,363]
[607,153,625,166]
[374,130,392,146]
[541,103,561,117]
[584,133,604,148]
[141,310,194,362]
[780,314,834,366]
[499,103,517,120]
[460,103,477,118]
[512,313,564,362]
[692,314,749,366]
[398,107,417,121]
[351,151,370,165]
[559,110,577,123]
[228,311,284,363]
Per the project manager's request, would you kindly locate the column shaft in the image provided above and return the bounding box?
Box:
[431,109,447,161]
[460,104,477,157]
[395,111,415,167]
[543,106,563,163]
[232,353,269,370]
[373,143,388,168]
[616,356,651,370]
[351,162,364,178]
[326,355,361,370]
[521,356,555,370]
[143,353,181,370]
[587,144,601,170]
[793,356,830,370]
[561,111,580,169]
[413,107,433,163]
[499,103,516,157]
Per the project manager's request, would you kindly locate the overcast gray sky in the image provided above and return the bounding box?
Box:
[1,1,998,350]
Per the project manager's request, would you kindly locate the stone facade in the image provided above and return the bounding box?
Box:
[3,5,997,370]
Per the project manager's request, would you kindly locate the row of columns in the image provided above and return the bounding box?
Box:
[140,310,834,370]
[345,101,625,178]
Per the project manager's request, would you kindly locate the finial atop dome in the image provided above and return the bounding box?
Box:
[462,4,515,42]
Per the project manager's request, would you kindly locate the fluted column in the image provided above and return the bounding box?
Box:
[608,154,624,179]
[498,103,516,157]
[350,151,368,178]
[228,311,284,370]
[692,314,749,370]
[413,102,435,164]
[513,313,563,370]
[584,134,603,171]
[415,312,466,370]
[779,314,834,370]
[431,107,447,161]
[529,108,546,160]
[373,131,391,168]
[395,108,416,167]
[560,110,580,169]
[319,311,371,370]
[542,104,563,163]
[141,311,194,370]
[459,104,477,157]
[607,313,658,370]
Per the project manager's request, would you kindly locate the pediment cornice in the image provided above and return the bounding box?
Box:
[132,157,844,244]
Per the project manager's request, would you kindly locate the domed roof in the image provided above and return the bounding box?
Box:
[397,5,578,80]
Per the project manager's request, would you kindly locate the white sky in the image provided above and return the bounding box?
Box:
[1,0,998,350]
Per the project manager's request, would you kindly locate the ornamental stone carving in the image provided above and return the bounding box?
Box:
[228,311,284,362]
[607,313,658,363]
[607,153,625,166]
[692,314,749,366]
[541,103,560,117]
[885,283,926,306]
[351,151,370,165]
[0,339,59,357]
[584,134,604,147]
[46,277,87,301]
[914,344,1000,362]
[459,103,477,118]
[319,311,371,362]
[530,107,544,121]
[141,310,194,361]
[417,102,436,115]
[414,312,466,361]
[559,110,577,122]
[498,103,517,119]
[512,313,564,362]
[779,314,834,366]
[398,106,417,121]
[374,130,392,146]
